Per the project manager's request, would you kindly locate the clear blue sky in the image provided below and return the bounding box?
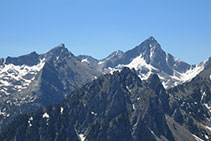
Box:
[0,0,210,64]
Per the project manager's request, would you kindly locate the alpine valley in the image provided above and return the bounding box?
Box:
[0,37,210,141]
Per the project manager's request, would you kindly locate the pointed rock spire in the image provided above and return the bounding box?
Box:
[147,73,163,91]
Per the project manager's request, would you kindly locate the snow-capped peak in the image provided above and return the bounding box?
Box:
[103,37,208,88]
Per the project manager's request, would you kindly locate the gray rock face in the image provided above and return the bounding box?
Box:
[0,37,210,140]
[5,51,40,66]
[98,50,124,70]
[99,36,190,74]
[2,67,209,141]
[77,55,100,70]
[90,36,208,89]
[168,67,211,140]
[0,44,102,132]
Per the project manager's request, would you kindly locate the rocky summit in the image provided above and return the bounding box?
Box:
[0,44,101,132]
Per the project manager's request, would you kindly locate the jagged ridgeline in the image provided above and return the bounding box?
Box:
[0,37,210,140]
[1,67,210,140]
[79,37,211,88]
[0,44,101,132]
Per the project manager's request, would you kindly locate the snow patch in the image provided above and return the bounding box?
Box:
[165,61,206,88]
[125,55,158,80]
[192,134,203,141]
[150,46,156,59]
[180,64,204,82]
[126,86,131,93]
[174,57,182,63]
[98,61,104,65]
[43,112,50,119]
[60,107,64,115]
[205,135,209,140]
[132,104,136,110]
[150,129,156,137]
[0,111,7,117]
[81,58,89,63]
[0,58,46,94]
[29,117,33,120]
[201,92,206,102]
[91,111,97,116]
[0,89,10,95]
[203,104,211,113]
[28,117,33,127]
[43,112,50,125]
[205,126,211,132]
[171,64,203,83]
[78,133,86,141]
[210,74,211,81]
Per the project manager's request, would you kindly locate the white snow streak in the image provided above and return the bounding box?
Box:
[203,104,211,113]
[192,134,203,141]
[79,133,86,141]
[205,135,209,140]
[42,112,50,119]
[177,64,204,82]
[91,111,97,116]
[132,104,136,110]
[98,61,104,65]
[150,46,156,59]
[126,86,131,93]
[60,107,64,115]
[205,126,211,132]
[201,92,206,102]
[81,58,89,63]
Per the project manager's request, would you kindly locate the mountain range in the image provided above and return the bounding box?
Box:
[0,37,210,140]
[79,37,210,88]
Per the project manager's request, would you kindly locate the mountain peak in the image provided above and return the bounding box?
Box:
[144,36,158,46]
[45,44,72,61]
[51,43,66,51]
[148,36,156,41]
[106,50,124,59]
[56,43,65,48]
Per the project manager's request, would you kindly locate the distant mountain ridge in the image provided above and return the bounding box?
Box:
[79,36,210,88]
[0,44,101,131]
[0,36,210,137]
